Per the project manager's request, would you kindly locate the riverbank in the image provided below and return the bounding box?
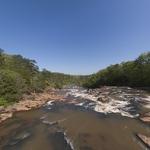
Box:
[0,89,64,123]
[1,86,150,148]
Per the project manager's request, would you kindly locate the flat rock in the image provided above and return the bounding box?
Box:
[140,116,150,122]
[137,134,150,148]
[0,112,13,123]
[140,112,150,123]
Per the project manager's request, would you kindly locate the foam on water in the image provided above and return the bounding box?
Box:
[143,96,150,108]
[64,88,150,118]
[63,131,75,150]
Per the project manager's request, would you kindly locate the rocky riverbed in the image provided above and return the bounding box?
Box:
[0,86,150,149]
[0,89,64,123]
[65,86,150,118]
[63,86,150,148]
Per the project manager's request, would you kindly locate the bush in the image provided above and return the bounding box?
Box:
[84,52,150,88]
[0,97,8,106]
[0,70,27,103]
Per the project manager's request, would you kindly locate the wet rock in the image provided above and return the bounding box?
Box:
[48,131,73,150]
[40,114,48,120]
[97,96,109,103]
[42,118,67,126]
[64,131,74,150]
[140,112,150,123]
[137,134,150,148]
[42,120,58,126]
[8,131,31,146]
[140,117,150,123]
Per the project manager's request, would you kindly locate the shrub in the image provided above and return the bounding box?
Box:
[0,70,27,103]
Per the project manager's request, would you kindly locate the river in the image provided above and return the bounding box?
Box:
[0,87,150,150]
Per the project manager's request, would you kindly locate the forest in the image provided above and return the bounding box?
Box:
[0,49,86,105]
[0,48,150,106]
[83,52,150,88]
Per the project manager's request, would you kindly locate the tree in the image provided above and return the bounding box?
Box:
[136,52,150,65]
[0,70,27,103]
[0,48,5,66]
[83,51,150,88]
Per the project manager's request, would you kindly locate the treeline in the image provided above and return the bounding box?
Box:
[1,48,149,105]
[83,52,150,88]
[0,49,86,105]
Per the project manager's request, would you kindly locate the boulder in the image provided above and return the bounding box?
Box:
[97,96,109,103]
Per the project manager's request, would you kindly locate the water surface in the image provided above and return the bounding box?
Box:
[0,102,150,150]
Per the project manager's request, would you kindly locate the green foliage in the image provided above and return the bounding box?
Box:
[0,50,41,104]
[84,52,150,88]
[39,69,87,89]
[0,70,27,103]
[0,48,5,66]
[0,97,8,106]
[0,49,87,105]
[0,48,149,105]
[3,54,39,85]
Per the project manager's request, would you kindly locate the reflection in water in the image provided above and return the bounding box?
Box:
[0,103,150,150]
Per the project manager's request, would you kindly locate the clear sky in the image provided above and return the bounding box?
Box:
[0,0,150,75]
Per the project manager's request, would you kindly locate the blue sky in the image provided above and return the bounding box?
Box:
[0,0,150,75]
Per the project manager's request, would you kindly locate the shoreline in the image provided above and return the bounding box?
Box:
[0,89,64,124]
[0,86,150,148]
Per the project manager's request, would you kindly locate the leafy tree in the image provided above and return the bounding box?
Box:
[0,48,5,66]
[0,70,27,104]
[0,50,87,105]
[84,52,150,88]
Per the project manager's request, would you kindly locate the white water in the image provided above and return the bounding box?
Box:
[46,87,150,118]
[65,88,137,118]
[64,87,150,118]
[143,96,150,108]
